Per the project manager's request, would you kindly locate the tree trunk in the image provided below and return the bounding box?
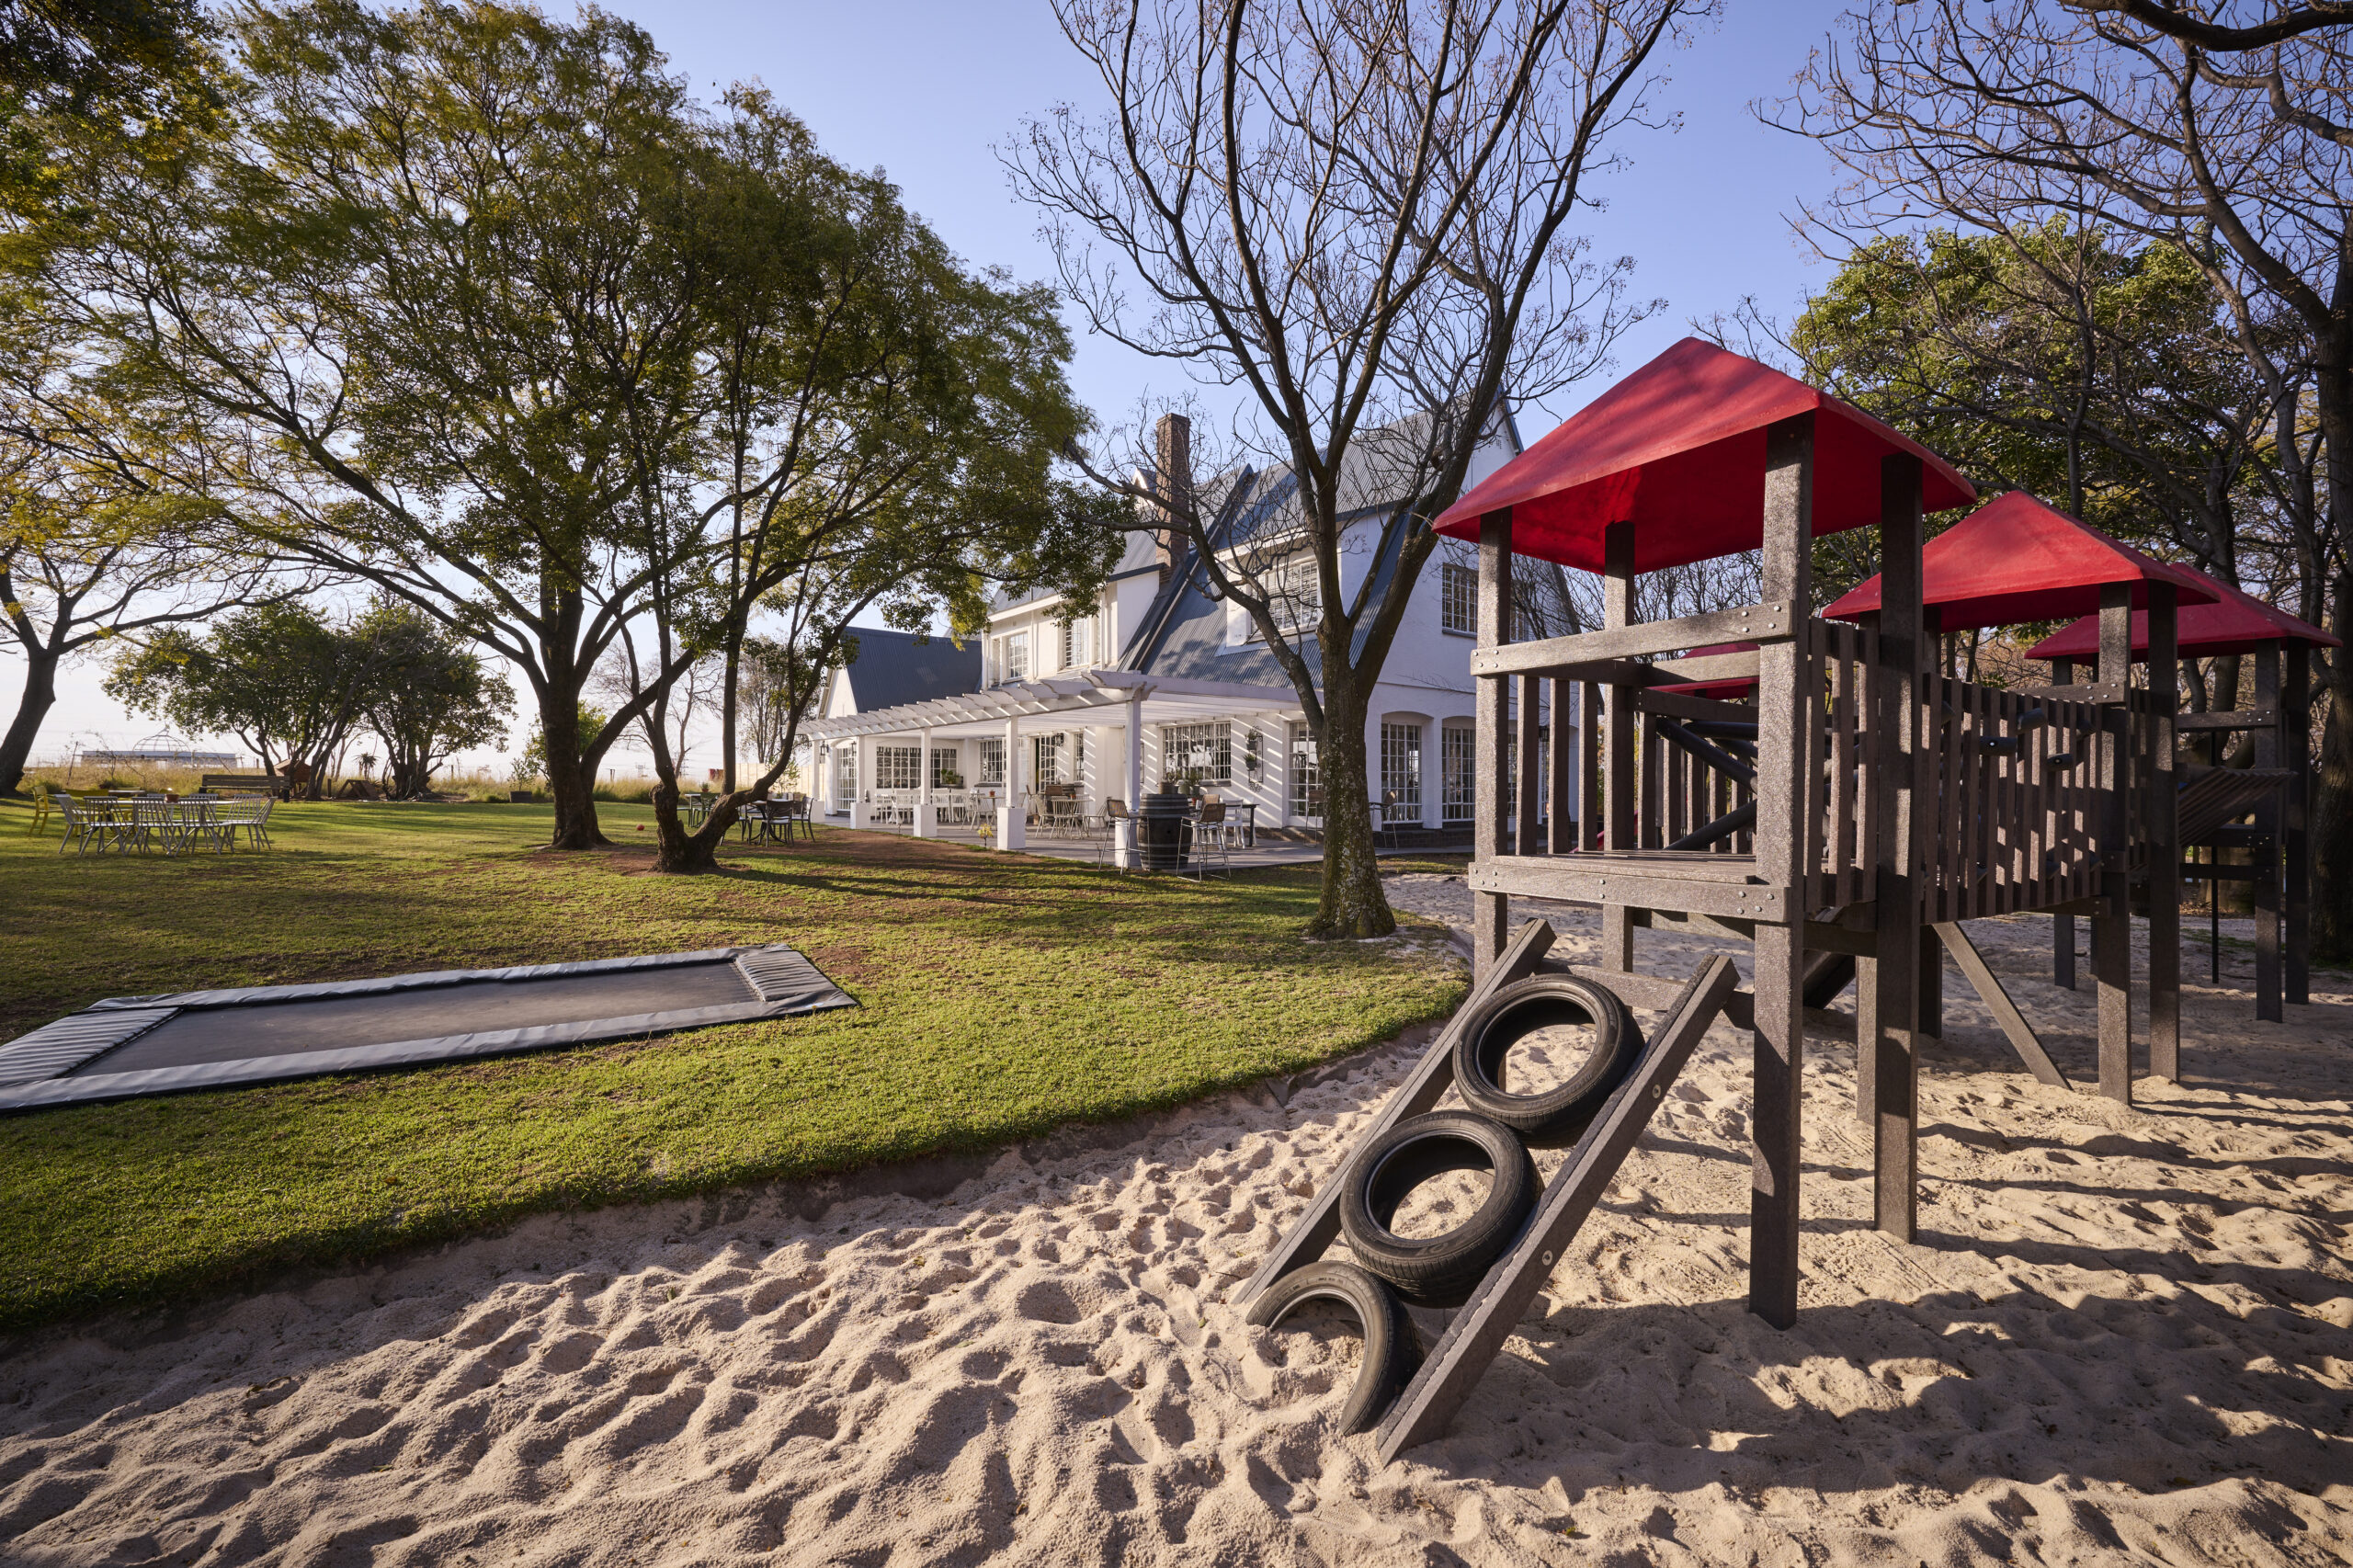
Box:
[0,643,60,797]
[721,632,741,795]
[1307,679,1394,940]
[542,683,608,849]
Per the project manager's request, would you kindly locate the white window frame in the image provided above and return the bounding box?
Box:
[1161,720,1232,788]
[1381,722,1423,822]
[1441,562,1477,637]
[1244,553,1322,642]
[1289,722,1320,821]
[978,737,1006,786]
[874,744,922,790]
[1440,724,1475,823]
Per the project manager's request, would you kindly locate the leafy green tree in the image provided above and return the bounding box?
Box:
[355,603,512,797]
[598,88,1120,872]
[38,1,720,846]
[104,601,383,789]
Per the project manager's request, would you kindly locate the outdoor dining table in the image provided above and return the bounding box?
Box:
[61,795,273,856]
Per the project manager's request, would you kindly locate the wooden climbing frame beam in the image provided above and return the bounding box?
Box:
[1376,954,1742,1460]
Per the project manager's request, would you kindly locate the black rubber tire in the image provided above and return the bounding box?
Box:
[1245,1261,1424,1435]
[1338,1111,1537,1307]
[1450,975,1643,1148]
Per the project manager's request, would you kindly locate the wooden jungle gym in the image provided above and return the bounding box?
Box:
[1239,338,2331,1462]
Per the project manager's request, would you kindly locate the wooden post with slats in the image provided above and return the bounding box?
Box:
[1870,453,1924,1240]
[2094,582,2134,1104]
[1749,414,1814,1327]
[1473,510,1514,975]
[2284,642,2311,1006]
[2050,656,2077,990]
[2147,584,2181,1079]
[1599,521,1637,971]
[2252,643,2283,1023]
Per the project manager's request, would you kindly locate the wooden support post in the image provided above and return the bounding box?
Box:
[2252,643,2283,1023]
[1600,521,1637,971]
[1751,414,1814,1326]
[2284,642,2311,1006]
[1517,671,1543,856]
[1548,678,1574,853]
[1934,923,2070,1089]
[1236,918,1555,1308]
[2095,583,2134,1104]
[1580,680,1602,851]
[1473,510,1514,975]
[2050,657,2078,991]
[2147,584,2181,1079]
[1375,955,1742,1460]
[1870,455,1924,1237]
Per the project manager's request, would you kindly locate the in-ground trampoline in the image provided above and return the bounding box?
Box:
[0,945,854,1112]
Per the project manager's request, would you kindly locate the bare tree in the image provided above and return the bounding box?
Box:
[1009,0,1696,937]
[1776,0,2353,951]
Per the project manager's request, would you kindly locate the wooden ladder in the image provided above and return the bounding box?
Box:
[1237,918,1742,1461]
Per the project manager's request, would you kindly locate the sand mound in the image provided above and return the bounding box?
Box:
[3,889,2348,1566]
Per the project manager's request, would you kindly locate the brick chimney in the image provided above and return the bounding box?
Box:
[1154,412,1193,588]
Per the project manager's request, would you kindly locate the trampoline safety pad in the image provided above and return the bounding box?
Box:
[0,945,856,1112]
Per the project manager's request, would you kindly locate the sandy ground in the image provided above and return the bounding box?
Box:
[3,876,2349,1567]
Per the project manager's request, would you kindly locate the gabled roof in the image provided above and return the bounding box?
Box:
[1114,405,1520,681]
[2026,577,2339,662]
[832,626,981,714]
[1432,338,1973,572]
[1824,491,2220,631]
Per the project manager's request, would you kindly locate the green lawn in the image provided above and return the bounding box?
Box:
[0,800,1463,1332]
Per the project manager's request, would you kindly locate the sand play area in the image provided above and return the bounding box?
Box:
[2,880,2348,1566]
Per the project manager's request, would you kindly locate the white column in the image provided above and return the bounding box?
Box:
[847,738,869,830]
[915,727,936,836]
[995,716,1026,849]
[1117,694,1145,868]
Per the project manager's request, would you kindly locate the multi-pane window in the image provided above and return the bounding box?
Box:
[1290,722,1320,820]
[875,744,922,790]
[1245,554,1322,642]
[1162,721,1232,787]
[1033,733,1063,785]
[1381,722,1422,824]
[1063,617,1093,668]
[1440,726,1475,822]
[1001,631,1030,683]
[931,748,961,787]
[833,745,856,801]
[978,737,1006,786]
[1441,562,1477,636]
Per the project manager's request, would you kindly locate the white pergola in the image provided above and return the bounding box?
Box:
[803,668,1302,861]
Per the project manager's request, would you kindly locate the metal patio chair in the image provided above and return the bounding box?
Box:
[1180,799,1233,879]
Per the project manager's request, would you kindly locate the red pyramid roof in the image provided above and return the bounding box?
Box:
[1822,491,2219,631]
[1432,337,1973,572]
[2025,577,2338,662]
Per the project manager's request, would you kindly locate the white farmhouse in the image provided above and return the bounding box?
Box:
[803,412,1577,861]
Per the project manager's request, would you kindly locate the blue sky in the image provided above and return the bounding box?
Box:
[34,0,1860,768]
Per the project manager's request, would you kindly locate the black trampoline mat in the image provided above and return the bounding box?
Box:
[0,944,856,1112]
[83,960,756,1075]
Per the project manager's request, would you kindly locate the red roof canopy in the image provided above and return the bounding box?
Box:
[1432,337,1973,573]
[2025,577,2338,662]
[1823,491,2220,631]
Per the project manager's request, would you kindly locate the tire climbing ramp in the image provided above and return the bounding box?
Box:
[1239,920,1740,1461]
